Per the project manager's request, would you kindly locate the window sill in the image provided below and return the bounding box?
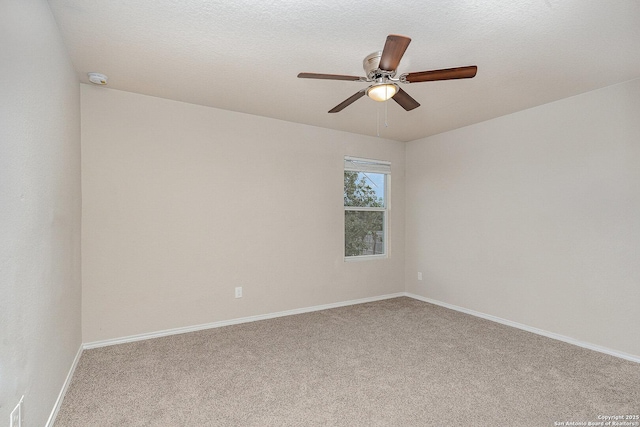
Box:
[344,254,387,262]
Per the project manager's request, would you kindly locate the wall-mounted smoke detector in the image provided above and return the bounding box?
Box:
[88,72,108,85]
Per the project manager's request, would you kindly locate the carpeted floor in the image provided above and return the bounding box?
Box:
[54,297,640,426]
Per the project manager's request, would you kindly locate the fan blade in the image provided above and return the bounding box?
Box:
[392,88,420,111]
[379,34,411,71]
[328,90,367,113]
[403,66,477,83]
[298,72,364,81]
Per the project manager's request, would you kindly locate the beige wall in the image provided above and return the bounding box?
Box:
[81,85,405,343]
[406,78,640,357]
[0,0,82,425]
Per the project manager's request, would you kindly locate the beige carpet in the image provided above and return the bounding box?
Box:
[55,297,639,426]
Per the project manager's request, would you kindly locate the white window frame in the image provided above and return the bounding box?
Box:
[344,156,390,262]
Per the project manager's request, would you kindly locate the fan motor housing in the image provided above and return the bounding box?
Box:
[363,51,396,80]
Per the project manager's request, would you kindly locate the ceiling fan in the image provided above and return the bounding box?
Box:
[298,34,477,113]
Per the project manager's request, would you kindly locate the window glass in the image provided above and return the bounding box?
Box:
[344,172,385,208]
[345,211,385,256]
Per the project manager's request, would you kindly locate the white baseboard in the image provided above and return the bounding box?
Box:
[46,345,83,427]
[83,292,406,350]
[405,292,640,364]
[83,290,640,363]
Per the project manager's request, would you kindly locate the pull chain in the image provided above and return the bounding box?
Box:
[385,97,389,128]
[376,87,392,137]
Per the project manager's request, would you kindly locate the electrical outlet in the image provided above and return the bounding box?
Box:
[418,272,423,281]
[235,287,242,298]
[10,396,23,427]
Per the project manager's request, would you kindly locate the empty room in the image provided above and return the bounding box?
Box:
[2,0,639,426]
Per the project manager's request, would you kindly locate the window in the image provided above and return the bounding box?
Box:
[344,156,390,260]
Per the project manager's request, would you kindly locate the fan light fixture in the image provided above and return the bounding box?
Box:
[367,83,398,102]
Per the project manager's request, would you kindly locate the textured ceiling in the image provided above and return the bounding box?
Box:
[48,0,640,142]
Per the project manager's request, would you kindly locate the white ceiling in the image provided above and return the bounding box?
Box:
[48,0,640,142]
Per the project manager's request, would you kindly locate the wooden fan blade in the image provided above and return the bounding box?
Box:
[403,66,477,83]
[392,87,420,111]
[328,90,367,113]
[379,34,411,71]
[298,72,364,81]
